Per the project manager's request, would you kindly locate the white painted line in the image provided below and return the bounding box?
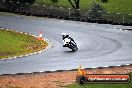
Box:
[20,32,23,34]
[126,64,130,65]
[92,67,97,68]
[104,66,109,67]
[18,56,23,58]
[25,54,29,56]
[1,28,4,29]
[28,72,32,73]
[20,55,25,57]
[120,29,122,30]
[34,52,38,55]
[38,51,42,53]
[28,34,32,36]
[9,57,12,59]
[45,39,48,41]
[66,69,72,70]
[51,69,56,71]
[33,35,37,37]
[13,56,17,58]
[39,71,44,72]
[1,58,5,60]
[28,53,32,56]
[61,20,64,23]
[117,65,121,66]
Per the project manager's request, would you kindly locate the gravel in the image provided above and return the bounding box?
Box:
[0,65,132,88]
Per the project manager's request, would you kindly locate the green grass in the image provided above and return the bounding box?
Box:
[0,29,48,59]
[65,73,132,88]
[65,83,132,88]
[34,0,132,14]
[101,0,132,14]
[35,0,92,10]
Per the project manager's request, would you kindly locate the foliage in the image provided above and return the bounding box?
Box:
[101,0,108,3]
[51,0,58,3]
[87,2,105,19]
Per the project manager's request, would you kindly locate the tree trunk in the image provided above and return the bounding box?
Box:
[76,0,80,9]
[68,0,80,20]
[75,0,80,20]
[68,0,76,10]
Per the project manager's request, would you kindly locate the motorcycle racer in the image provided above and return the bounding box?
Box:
[62,33,76,45]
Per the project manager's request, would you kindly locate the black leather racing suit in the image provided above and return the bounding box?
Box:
[62,35,76,47]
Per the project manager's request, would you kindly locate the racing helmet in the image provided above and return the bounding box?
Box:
[62,33,66,37]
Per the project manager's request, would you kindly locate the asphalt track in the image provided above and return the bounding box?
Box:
[0,13,132,75]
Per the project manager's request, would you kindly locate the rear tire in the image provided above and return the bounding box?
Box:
[72,49,75,52]
[71,46,76,52]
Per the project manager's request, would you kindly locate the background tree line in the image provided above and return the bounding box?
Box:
[5,0,35,4]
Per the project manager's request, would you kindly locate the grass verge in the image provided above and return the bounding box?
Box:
[65,73,132,88]
[0,29,48,59]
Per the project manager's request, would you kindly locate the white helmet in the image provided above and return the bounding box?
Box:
[62,33,66,37]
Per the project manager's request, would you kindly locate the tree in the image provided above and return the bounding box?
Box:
[51,0,108,12]
[4,0,35,12]
[101,0,108,3]
[51,0,80,18]
[95,0,108,4]
[51,0,80,10]
[68,0,80,10]
[68,0,80,18]
[87,0,108,20]
[51,0,58,3]
[51,0,108,19]
[88,2,105,19]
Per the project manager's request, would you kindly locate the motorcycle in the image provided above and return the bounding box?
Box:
[63,37,78,52]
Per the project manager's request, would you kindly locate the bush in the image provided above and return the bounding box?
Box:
[87,2,106,20]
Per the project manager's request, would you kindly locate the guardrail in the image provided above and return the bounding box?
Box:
[0,1,132,25]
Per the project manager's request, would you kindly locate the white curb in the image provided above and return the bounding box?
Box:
[0,27,53,61]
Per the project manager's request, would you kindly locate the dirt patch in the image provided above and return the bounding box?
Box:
[0,65,132,88]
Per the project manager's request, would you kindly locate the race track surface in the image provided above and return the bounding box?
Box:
[0,13,132,75]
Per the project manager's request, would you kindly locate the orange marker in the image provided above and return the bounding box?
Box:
[38,31,43,40]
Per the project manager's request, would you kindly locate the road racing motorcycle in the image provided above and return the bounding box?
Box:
[63,37,78,52]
